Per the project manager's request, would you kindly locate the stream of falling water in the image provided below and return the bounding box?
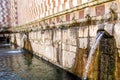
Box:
[82,31,105,80]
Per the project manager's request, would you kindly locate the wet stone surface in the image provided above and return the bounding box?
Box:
[0,43,81,80]
[98,38,115,80]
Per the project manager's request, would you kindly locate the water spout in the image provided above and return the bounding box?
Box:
[97,21,115,37]
[82,4,117,79]
[82,10,116,78]
[82,31,105,80]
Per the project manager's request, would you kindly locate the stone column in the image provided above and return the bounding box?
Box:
[98,37,116,80]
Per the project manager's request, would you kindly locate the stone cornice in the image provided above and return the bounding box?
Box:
[9,13,119,33]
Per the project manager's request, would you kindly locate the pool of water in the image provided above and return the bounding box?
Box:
[0,43,81,80]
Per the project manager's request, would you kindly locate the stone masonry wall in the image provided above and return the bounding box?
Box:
[10,0,120,79]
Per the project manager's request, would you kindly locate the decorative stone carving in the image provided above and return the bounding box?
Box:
[84,7,92,24]
[44,21,49,29]
[51,21,56,28]
[84,7,91,17]
[104,2,118,22]
[97,20,105,32]
[69,15,80,27]
[59,16,64,23]
[97,2,118,37]
[109,2,117,12]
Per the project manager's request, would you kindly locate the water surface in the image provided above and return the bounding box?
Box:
[0,43,81,80]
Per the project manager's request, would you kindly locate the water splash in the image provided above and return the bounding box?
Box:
[82,31,105,80]
[0,44,11,47]
[0,72,21,80]
[6,50,23,53]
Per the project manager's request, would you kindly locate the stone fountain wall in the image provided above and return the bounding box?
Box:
[98,37,116,80]
[10,0,120,79]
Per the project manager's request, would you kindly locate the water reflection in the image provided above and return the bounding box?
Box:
[23,52,33,67]
[0,44,81,80]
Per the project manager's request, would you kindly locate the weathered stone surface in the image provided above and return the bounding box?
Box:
[89,38,94,47]
[62,29,70,43]
[79,26,88,37]
[73,48,87,77]
[89,25,98,37]
[62,50,76,68]
[98,37,116,80]
[105,2,110,14]
[91,6,96,17]
[96,5,105,16]
[79,38,88,48]
[79,10,84,19]
[114,23,120,48]
[118,49,120,57]
[104,23,114,36]
[116,49,120,80]
[70,45,77,52]
[15,33,21,46]
[13,20,120,80]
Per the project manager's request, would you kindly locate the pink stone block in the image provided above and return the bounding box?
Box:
[96,5,105,16]
[79,10,84,19]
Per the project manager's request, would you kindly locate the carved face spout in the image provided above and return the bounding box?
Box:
[97,22,115,37]
[97,2,118,37]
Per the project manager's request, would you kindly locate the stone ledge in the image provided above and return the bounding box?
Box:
[9,11,120,33]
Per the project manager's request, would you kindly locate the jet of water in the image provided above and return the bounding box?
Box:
[82,31,105,80]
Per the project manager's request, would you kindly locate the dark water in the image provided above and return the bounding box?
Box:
[0,43,81,80]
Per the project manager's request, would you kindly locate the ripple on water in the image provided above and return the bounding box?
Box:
[0,44,81,80]
[0,72,21,80]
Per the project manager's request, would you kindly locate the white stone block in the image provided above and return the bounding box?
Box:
[104,23,114,36]
[65,2,70,9]
[114,23,120,48]
[82,0,88,4]
[52,47,57,62]
[62,50,76,68]
[66,44,70,51]
[62,43,65,50]
[70,45,77,52]
[59,4,63,12]
[79,27,88,37]
[67,52,76,68]
[61,0,64,4]
[89,38,94,47]
[79,38,88,48]
[73,0,77,7]
[69,38,77,45]
[89,25,98,37]
[62,50,68,66]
